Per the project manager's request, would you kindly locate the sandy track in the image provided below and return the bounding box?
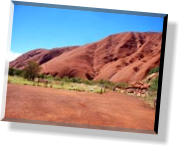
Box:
[5,84,155,132]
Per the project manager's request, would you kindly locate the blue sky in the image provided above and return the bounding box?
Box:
[10,4,163,59]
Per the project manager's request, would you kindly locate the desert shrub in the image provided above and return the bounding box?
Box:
[54,76,61,81]
[45,75,54,81]
[38,74,45,79]
[70,77,83,83]
[23,61,41,81]
[149,77,158,91]
[60,77,117,88]
[8,68,15,76]
[14,69,24,76]
[60,76,97,85]
[61,76,84,83]
[148,67,159,75]
[115,82,128,89]
[83,79,93,85]
[8,68,25,77]
[96,80,115,89]
[61,76,72,83]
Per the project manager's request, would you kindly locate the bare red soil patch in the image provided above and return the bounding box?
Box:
[5,84,155,132]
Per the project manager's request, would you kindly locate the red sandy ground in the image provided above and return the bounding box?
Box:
[5,84,155,132]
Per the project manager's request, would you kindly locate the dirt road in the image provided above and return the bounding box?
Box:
[5,84,155,133]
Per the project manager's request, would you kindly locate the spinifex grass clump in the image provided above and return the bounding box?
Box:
[149,77,158,91]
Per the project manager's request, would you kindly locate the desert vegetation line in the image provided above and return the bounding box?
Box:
[8,61,159,107]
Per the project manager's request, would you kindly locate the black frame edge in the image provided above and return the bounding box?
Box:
[154,15,168,134]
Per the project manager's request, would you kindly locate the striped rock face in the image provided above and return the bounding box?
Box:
[10,32,162,83]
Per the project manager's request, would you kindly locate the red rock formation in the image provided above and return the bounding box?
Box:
[10,46,79,69]
[10,32,162,83]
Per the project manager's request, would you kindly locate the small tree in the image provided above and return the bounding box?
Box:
[23,61,41,81]
[8,68,15,76]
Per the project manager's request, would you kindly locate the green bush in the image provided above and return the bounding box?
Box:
[8,68,15,76]
[96,80,115,89]
[8,67,24,77]
[83,79,93,85]
[115,82,128,89]
[148,67,159,75]
[38,74,45,79]
[70,77,83,83]
[45,75,54,80]
[59,76,127,90]
[149,77,158,91]
[14,69,24,76]
[54,76,61,81]
[61,76,73,83]
[61,76,86,83]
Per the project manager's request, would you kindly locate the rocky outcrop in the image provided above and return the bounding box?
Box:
[10,32,162,83]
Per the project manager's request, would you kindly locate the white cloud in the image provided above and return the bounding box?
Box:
[8,51,22,61]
